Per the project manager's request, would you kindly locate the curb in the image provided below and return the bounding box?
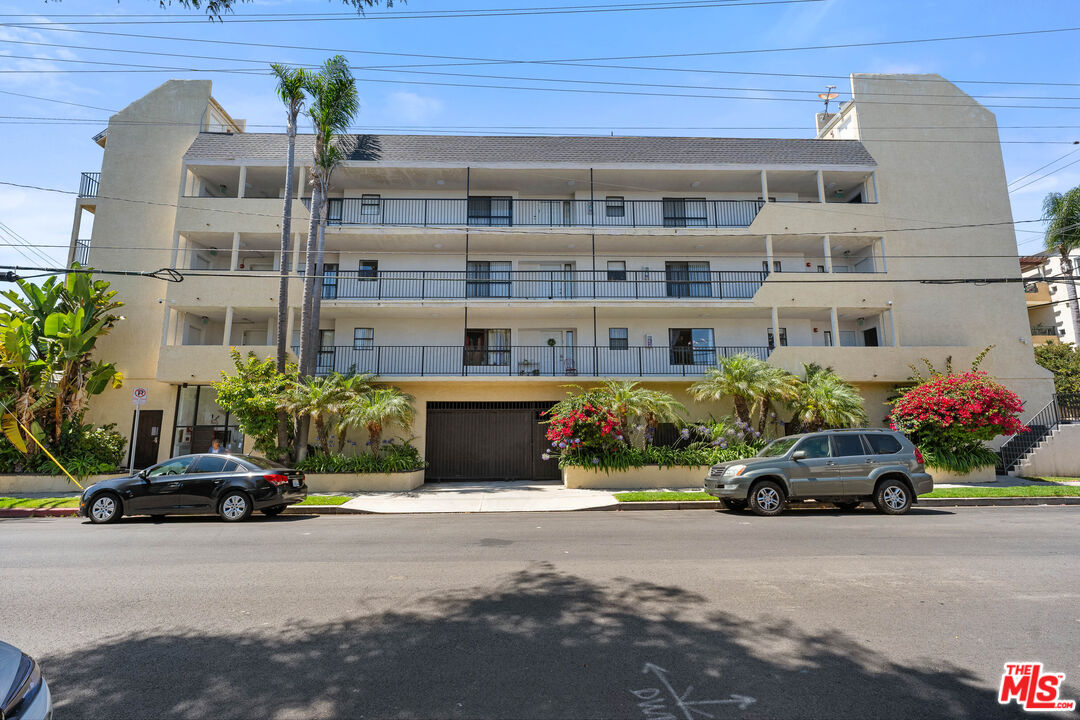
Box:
[282,505,370,515]
[0,508,78,518]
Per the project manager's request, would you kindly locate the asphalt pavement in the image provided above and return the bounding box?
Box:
[2,506,1079,719]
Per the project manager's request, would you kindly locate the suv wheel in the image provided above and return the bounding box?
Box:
[748,481,786,517]
[720,499,747,512]
[873,479,912,515]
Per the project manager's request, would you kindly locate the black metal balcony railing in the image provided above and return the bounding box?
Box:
[322,269,767,301]
[302,198,764,229]
[79,172,100,198]
[72,240,90,266]
[1031,325,1059,336]
[1024,281,1041,294]
[300,344,769,377]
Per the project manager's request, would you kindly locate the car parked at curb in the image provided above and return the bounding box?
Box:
[78,453,307,524]
[0,640,51,720]
[704,429,932,517]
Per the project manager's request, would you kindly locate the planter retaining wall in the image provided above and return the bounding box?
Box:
[303,470,425,493]
[562,465,707,490]
[0,473,116,494]
[928,466,998,484]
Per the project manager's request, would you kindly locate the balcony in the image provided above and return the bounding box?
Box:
[305,344,769,377]
[78,172,100,198]
[323,270,766,301]
[309,197,765,229]
[1025,281,1052,306]
[1032,325,1061,345]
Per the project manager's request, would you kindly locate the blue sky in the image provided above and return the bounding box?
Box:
[0,0,1078,270]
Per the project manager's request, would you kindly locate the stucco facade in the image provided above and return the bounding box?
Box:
[1020,251,1080,346]
[70,73,1053,475]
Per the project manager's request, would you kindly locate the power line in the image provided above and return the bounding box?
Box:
[1009,156,1080,194]
[1008,147,1080,187]
[0,221,58,266]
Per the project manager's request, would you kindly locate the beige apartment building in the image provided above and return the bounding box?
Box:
[1021,252,1079,346]
[69,73,1053,478]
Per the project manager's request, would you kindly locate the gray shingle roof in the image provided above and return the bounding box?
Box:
[184,133,875,167]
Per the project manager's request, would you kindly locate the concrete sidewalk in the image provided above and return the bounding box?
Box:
[340,481,620,513]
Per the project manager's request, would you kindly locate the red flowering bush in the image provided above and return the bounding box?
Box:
[542,394,626,467]
[889,371,1027,472]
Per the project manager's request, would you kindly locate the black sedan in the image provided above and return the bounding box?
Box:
[79,454,307,523]
[0,640,51,720]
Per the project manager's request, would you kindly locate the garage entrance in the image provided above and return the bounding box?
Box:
[425,401,560,482]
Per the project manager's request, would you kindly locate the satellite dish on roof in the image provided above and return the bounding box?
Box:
[818,85,839,113]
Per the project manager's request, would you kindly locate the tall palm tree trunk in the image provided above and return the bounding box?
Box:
[275,121,297,454]
[1062,252,1080,337]
[294,177,323,461]
[308,203,329,379]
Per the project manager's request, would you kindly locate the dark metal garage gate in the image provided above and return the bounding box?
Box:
[425,401,560,482]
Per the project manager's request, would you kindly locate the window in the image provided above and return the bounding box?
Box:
[817,265,826,273]
[221,460,241,472]
[171,385,244,457]
[464,328,510,366]
[823,330,833,347]
[605,196,625,217]
[360,194,381,216]
[609,328,629,350]
[147,458,192,477]
[864,434,902,454]
[665,261,711,298]
[767,327,788,348]
[795,436,830,458]
[662,198,707,227]
[317,329,334,370]
[669,328,714,365]
[190,456,230,473]
[466,261,511,298]
[321,263,339,299]
[358,260,378,280]
[467,196,512,226]
[831,434,867,457]
[762,260,782,273]
[353,328,374,350]
[606,261,627,282]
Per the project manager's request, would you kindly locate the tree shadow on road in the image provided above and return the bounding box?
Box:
[43,563,1051,720]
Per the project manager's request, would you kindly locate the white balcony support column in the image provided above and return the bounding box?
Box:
[161,307,173,346]
[292,233,301,275]
[237,165,247,199]
[297,168,306,199]
[266,319,274,346]
[869,171,878,203]
[816,170,826,203]
[765,234,774,272]
[760,170,770,202]
[286,306,296,352]
[174,312,186,346]
[770,306,780,348]
[829,307,840,345]
[877,236,888,272]
[169,230,181,268]
[888,308,899,347]
[230,232,240,272]
[823,235,833,272]
[223,307,234,347]
[68,205,83,265]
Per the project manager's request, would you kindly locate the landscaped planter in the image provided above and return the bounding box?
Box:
[928,466,998,484]
[0,473,118,494]
[562,465,708,490]
[303,470,425,493]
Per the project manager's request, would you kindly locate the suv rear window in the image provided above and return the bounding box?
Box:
[832,434,867,457]
[864,434,903,454]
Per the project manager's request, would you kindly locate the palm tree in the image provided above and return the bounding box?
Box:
[755,364,800,435]
[689,353,772,426]
[297,55,359,382]
[788,363,867,433]
[270,63,307,455]
[1043,187,1080,336]
[333,373,375,453]
[591,380,685,445]
[342,387,415,458]
[280,373,348,456]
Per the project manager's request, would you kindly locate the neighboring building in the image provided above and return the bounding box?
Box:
[69,74,1054,477]
[1020,252,1080,346]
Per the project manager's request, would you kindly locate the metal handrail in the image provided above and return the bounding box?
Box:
[78,172,100,198]
[292,344,770,377]
[997,396,1064,472]
[300,197,765,229]
[321,269,767,301]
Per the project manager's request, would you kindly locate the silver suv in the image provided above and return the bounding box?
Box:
[703,429,933,517]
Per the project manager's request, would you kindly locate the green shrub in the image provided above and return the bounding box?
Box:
[0,417,124,476]
[555,442,759,473]
[295,439,425,474]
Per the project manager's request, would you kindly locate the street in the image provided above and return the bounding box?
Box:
[2,506,1079,719]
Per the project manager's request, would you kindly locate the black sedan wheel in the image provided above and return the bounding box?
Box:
[218,491,252,522]
[89,492,122,524]
[261,504,288,517]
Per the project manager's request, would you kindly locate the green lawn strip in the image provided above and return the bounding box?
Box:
[0,497,80,509]
[291,495,351,506]
[1018,477,1080,484]
[919,486,1080,498]
[614,491,714,503]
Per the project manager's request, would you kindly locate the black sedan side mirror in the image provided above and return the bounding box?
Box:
[791,450,807,461]
[137,469,149,480]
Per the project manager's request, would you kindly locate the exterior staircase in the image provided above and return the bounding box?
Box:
[997,394,1080,474]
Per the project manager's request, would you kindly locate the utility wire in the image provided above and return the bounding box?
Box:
[1009,156,1080,194]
